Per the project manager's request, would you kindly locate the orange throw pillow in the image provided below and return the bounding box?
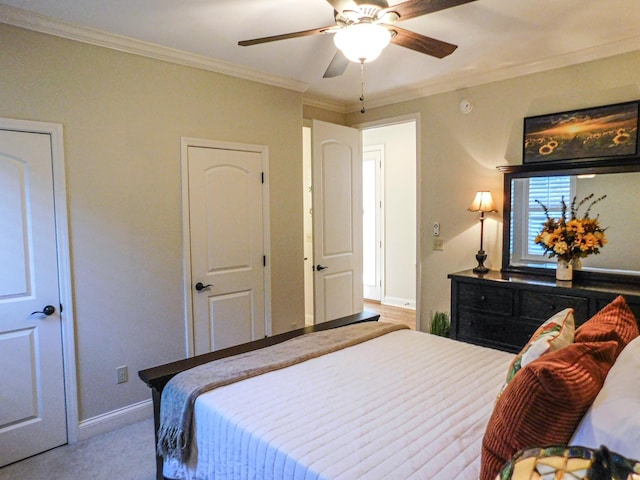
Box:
[480,340,618,480]
[575,295,639,354]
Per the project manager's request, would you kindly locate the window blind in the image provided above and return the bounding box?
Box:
[527,176,571,255]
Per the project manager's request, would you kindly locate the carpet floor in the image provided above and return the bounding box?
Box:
[0,419,156,480]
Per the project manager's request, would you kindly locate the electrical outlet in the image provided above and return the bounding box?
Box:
[116,365,128,384]
[433,222,440,236]
[433,238,444,251]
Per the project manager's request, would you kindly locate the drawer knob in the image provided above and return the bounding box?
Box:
[480,295,487,302]
[549,304,555,311]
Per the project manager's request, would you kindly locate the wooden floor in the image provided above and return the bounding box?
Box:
[364,300,416,330]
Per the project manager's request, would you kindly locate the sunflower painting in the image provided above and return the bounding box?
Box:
[523,101,639,163]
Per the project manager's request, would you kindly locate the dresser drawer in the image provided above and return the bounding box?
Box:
[457,311,537,352]
[457,283,513,316]
[450,270,640,354]
[519,290,589,322]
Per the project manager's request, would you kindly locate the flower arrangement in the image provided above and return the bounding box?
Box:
[534,194,607,261]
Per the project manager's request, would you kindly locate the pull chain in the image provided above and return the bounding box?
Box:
[359,59,366,113]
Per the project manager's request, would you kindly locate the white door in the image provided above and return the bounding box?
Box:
[187,144,268,354]
[0,129,67,466]
[362,145,384,301]
[312,120,363,323]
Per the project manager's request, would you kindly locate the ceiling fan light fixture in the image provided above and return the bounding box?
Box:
[333,23,391,63]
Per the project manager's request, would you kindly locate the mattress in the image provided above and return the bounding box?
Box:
[164,329,514,480]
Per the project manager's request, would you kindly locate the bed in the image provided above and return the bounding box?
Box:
[139,298,640,480]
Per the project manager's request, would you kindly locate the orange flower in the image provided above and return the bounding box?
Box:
[533,194,607,261]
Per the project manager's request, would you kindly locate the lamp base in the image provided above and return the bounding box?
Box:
[473,250,489,274]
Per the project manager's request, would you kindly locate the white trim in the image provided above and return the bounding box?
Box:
[304,313,314,326]
[180,137,273,356]
[180,140,195,356]
[261,150,273,337]
[381,296,417,310]
[302,96,350,115]
[354,114,422,331]
[0,4,308,94]
[0,117,79,443]
[77,399,152,441]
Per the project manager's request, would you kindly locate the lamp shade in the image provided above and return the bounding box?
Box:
[333,23,392,63]
[468,191,497,213]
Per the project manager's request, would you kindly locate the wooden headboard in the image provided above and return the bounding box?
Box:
[138,311,381,480]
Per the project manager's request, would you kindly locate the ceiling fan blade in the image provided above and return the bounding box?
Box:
[390,26,457,58]
[238,26,334,47]
[323,50,350,78]
[392,0,476,21]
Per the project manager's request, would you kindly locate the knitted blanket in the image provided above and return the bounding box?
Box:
[157,321,408,462]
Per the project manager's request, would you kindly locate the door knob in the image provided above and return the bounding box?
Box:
[32,305,56,316]
[315,265,328,271]
[195,282,213,291]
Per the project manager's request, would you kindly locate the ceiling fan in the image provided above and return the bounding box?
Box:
[238,0,476,78]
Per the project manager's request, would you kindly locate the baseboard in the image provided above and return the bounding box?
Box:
[382,296,416,310]
[77,399,153,441]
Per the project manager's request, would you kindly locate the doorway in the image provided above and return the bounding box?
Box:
[362,121,416,310]
[303,119,417,326]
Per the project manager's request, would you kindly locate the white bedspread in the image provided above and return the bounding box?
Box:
[165,329,513,480]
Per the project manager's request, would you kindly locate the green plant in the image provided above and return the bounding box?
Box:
[429,311,450,337]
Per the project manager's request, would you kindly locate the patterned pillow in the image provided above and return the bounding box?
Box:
[575,295,639,355]
[505,308,575,384]
[480,340,618,480]
[496,445,640,480]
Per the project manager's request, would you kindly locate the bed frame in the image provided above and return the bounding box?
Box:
[138,311,381,480]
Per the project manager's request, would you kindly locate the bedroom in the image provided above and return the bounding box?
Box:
[1,0,640,477]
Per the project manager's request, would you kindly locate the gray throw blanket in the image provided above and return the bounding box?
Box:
[157,321,408,462]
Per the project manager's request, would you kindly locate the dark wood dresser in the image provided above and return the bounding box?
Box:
[448,269,640,353]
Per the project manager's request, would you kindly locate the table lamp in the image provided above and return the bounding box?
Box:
[468,191,497,274]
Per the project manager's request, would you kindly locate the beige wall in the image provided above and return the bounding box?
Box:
[575,172,640,271]
[4,19,640,423]
[0,23,305,421]
[346,50,640,325]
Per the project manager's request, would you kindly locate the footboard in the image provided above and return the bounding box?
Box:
[138,311,380,480]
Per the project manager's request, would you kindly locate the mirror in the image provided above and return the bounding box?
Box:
[501,160,640,282]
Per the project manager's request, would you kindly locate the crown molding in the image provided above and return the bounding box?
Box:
[0,4,309,93]
[344,35,640,113]
[302,95,350,114]
[3,4,639,116]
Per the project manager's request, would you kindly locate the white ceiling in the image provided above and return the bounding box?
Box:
[2,0,640,112]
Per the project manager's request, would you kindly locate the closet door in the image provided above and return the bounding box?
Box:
[0,128,67,466]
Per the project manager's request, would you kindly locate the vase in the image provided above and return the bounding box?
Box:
[572,257,583,270]
[556,258,573,281]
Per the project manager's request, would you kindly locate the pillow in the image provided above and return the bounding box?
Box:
[574,295,639,354]
[480,340,618,480]
[570,335,640,460]
[505,308,575,385]
[496,445,640,480]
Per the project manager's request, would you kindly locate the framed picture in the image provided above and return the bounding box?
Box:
[523,100,639,164]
